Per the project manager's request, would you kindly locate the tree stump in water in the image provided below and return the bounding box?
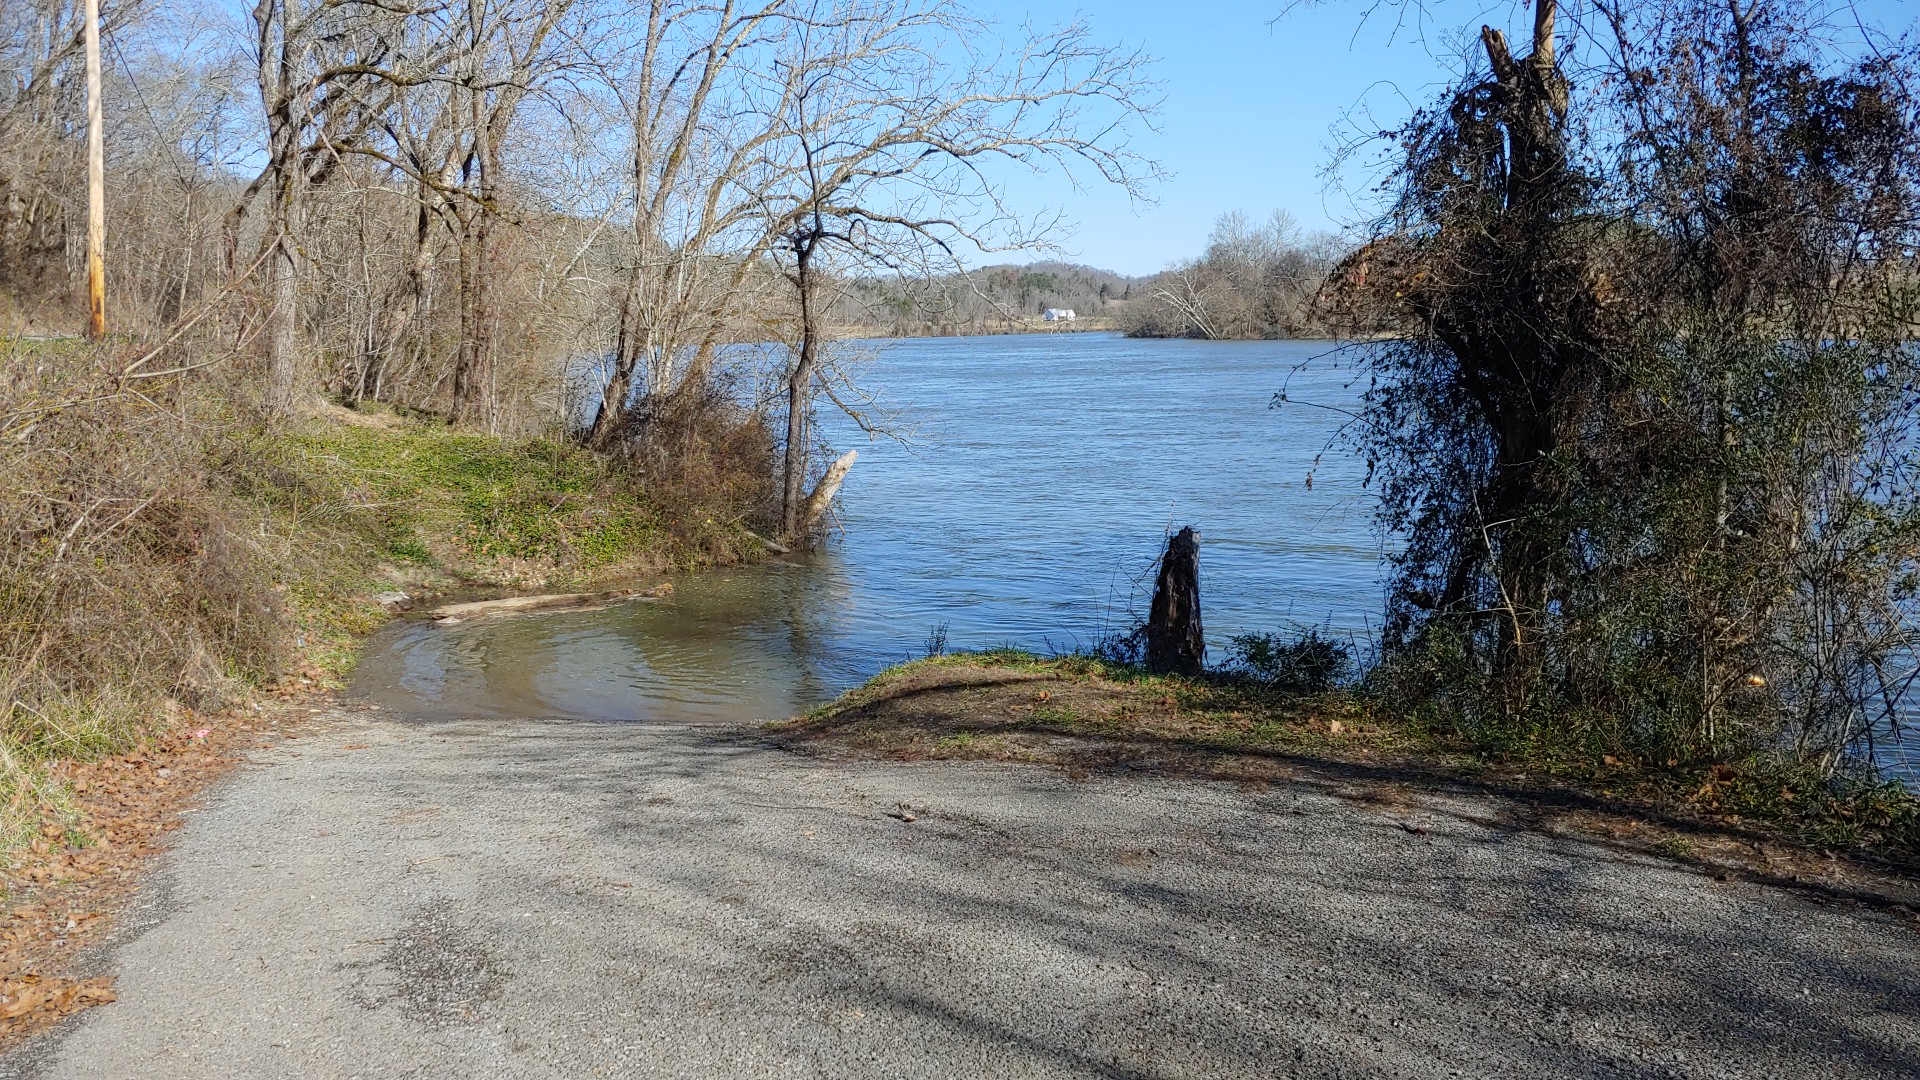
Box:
[1146,527,1205,676]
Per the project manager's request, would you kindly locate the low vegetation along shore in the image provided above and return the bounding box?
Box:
[0,348,769,1033]
[774,651,1920,908]
[1,384,758,843]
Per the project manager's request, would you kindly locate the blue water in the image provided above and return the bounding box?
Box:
[351,334,1379,721]
[347,332,1916,781]
[816,333,1380,654]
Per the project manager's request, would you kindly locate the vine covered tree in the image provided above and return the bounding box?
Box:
[1321,0,1920,769]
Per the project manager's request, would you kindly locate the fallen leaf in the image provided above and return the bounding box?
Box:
[340,744,371,751]
[0,986,45,1019]
[65,978,115,1007]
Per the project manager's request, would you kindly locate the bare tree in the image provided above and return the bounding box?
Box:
[581,0,794,449]
[745,0,1158,541]
[440,0,577,425]
[0,0,152,313]
[1123,210,1339,339]
[232,0,467,414]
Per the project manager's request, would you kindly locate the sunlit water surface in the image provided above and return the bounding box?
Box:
[348,333,1915,778]
[353,334,1377,722]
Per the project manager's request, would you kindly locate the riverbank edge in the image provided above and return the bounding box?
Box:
[770,651,1920,914]
[0,404,770,1042]
[0,690,333,1041]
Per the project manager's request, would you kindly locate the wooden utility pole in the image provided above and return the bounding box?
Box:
[83,0,106,339]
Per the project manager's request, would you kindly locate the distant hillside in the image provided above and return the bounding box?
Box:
[838,261,1150,336]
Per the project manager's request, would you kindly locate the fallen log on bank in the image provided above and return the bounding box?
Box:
[426,583,672,623]
[744,530,791,555]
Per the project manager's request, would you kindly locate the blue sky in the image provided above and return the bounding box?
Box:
[978,0,1920,276]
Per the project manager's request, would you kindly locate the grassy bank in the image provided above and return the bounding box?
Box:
[0,356,760,856]
[774,651,1920,879]
[250,403,761,670]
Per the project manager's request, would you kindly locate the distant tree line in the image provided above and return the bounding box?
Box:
[841,261,1143,336]
[1121,211,1343,340]
[838,210,1351,341]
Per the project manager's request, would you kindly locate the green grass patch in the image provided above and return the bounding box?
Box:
[278,415,674,573]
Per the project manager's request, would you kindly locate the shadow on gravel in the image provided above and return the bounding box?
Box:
[775,697,1920,918]
[397,721,1920,1079]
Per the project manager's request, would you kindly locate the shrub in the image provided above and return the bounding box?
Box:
[1090,623,1147,668]
[1222,629,1352,694]
[1329,0,1920,776]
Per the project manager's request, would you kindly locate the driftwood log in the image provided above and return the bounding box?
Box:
[426,583,672,623]
[1146,527,1205,676]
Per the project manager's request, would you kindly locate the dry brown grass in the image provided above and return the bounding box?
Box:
[614,387,781,559]
[0,342,340,848]
[769,652,1385,768]
[0,338,774,858]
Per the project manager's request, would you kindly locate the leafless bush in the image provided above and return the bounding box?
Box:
[614,382,780,557]
[0,346,288,837]
[1123,211,1341,340]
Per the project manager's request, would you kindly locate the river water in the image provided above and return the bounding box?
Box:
[351,334,1379,723]
[347,333,1916,780]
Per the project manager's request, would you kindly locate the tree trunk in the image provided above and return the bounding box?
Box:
[585,281,638,447]
[259,0,304,417]
[450,54,502,427]
[1146,527,1205,676]
[781,234,820,542]
[357,194,435,403]
[263,196,300,415]
[449,208,490,424]
[799,449,856,537]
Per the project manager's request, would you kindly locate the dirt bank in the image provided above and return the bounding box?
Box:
[771,653,1920,913]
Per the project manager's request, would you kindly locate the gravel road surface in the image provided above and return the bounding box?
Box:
[4,711,1916,1079]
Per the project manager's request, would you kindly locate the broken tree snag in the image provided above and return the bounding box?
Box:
[798,449,858,540]
[1146,526,1205,676]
